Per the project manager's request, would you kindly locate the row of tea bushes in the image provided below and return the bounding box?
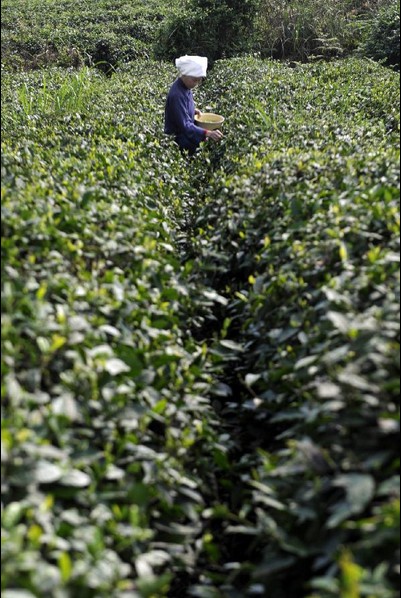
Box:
[1,62,234,597]
[187,57,400,596]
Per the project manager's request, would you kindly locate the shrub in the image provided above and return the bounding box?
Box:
[1,50,399,598]
[190,56,400,596]
[1,62,229,596]
[362,0,400,67]
[255,0,380,60]
[156,0,259,62]
[0,0,180,69]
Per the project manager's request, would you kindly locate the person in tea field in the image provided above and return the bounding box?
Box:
[165,55,224,155]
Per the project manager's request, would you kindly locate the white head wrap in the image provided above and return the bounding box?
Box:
[176,55,208,78]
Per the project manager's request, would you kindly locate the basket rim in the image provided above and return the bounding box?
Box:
[195,113,225,124]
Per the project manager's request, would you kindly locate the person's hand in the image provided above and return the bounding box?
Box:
[206,129,224,142]
[195,108,202,117]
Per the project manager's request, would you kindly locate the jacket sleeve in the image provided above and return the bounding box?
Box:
[169,93,207,144]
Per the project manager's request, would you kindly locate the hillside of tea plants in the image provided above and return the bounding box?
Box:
[1,0,182,69]
[2,0,400,69]
[1,5,400,597]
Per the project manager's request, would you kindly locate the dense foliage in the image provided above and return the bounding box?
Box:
[1,62,222,597]
[255,0,374,60]
[1,0,400,68]
[362,0,400,67]
[156,0,259,62]
[0,0,181,70]
[2,51,400,597]
[192,57,400,597]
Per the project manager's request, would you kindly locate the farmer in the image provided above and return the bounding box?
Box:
[165,55,224,155]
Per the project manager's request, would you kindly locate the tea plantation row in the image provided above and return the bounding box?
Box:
[1,0,181,69]
[191,57,400,597]
[1,57,400,597]
[2,62,224,597]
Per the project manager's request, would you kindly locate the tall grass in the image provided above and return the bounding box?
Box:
[362,0,400,67]
[16,67,101,118]
[255,0,384,60]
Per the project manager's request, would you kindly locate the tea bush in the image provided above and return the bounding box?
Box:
[188,56,400,595]
[0,0,181,70]
[1,62,230,596]
[1,53,400,597]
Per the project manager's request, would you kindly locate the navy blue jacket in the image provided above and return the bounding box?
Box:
[165,78,206,152]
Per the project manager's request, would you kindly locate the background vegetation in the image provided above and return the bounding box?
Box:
[1,0,400,69]
[1,0,181,70]
[362,0,401,66]
[1,0,400,597]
